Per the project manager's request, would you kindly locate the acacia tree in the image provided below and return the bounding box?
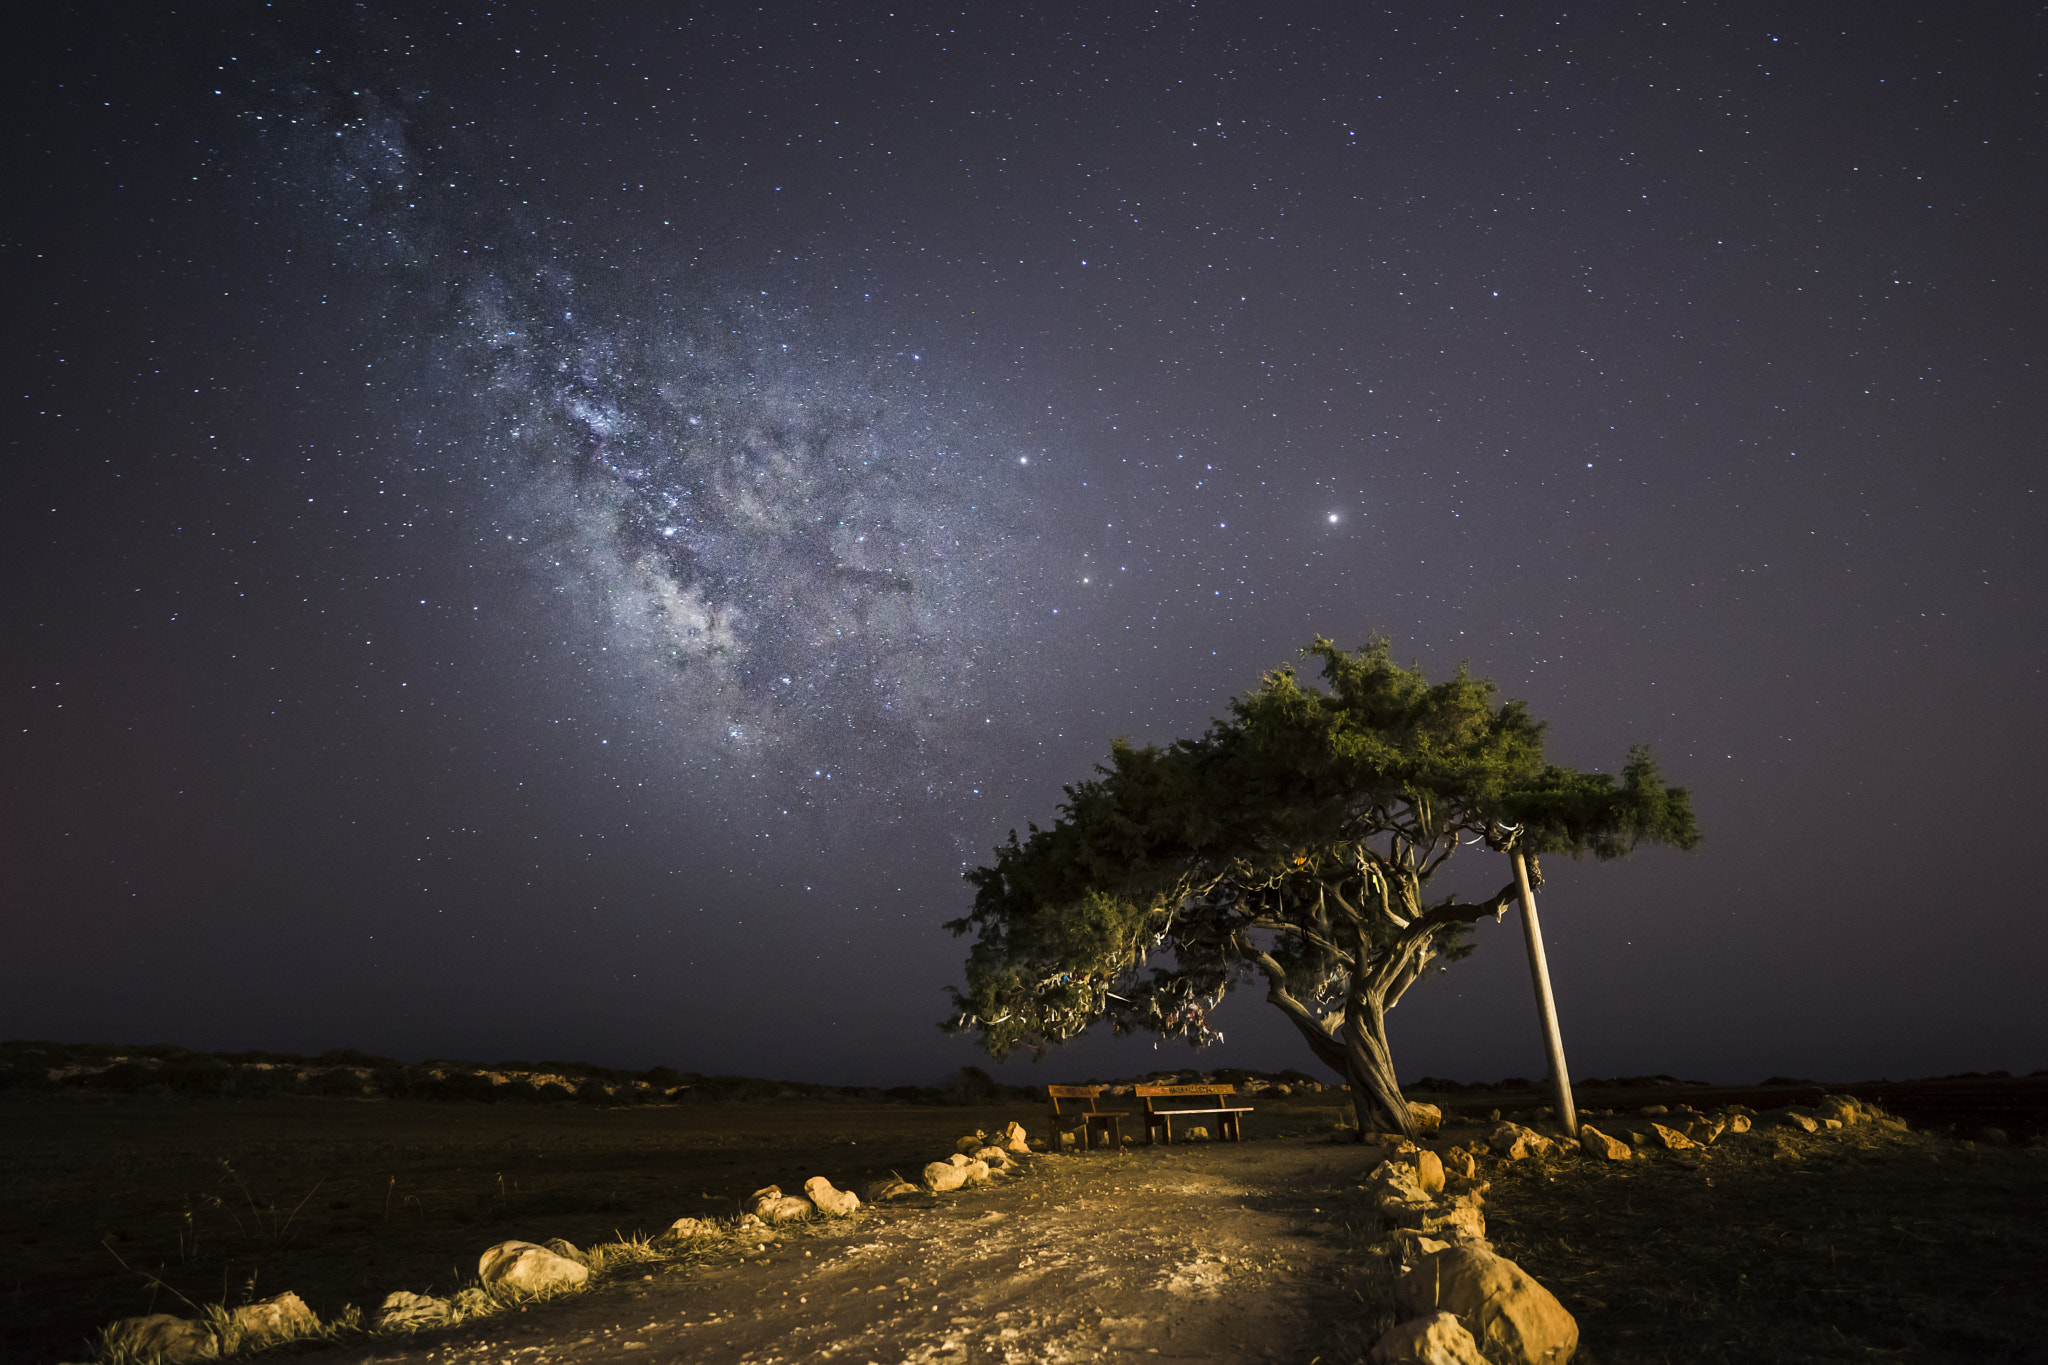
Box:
[946,637,1700,1139]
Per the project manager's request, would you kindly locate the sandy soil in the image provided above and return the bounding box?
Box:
[316,1141,1390,1365]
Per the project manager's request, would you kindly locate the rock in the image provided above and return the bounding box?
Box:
[747,1186,815,1222]
[925,1159,971,1192]
[1817,1095,1862,1126]
[662,1216,712,1240]
[1823,1118,1844,1130]
[478,1240,592,1293]
[959,1157,994,1185]
[1488,1123,1554,1161]
[1773,1109,1820,1133]
[956,1131,988,1154]
[1413,1148,1446,1193]
[1368,1310,1490,1365]
[865,1175,923,1202]
[1640,1104,1669,1115]
[1444,1176,1490,1204]
[804,1176,861,1217]
[1370,1161,1487,1241]
[542,1238,587,1265]
[1408,1102,1444,1135]
[1002,1120,1032,1154]
[1579,1125,1631,1161]
[1723,1114,1752,1134]
[1387,1230,1455,1269]
[1396,1246,1579,1365]
[373,1291,450,1330]
[1650,1123,1697,1151]
[103,1315,218,1363]
[1367,1158,1433,1212]
[1442,1147,1478,1180]
[1976,1127,2011,1147]
[1686,1118,1728,1146]
[229,1292,317,1346]
[972,1144,1012,1168]
[1416,1200,1488,1244]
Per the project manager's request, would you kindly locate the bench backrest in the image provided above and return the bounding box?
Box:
[1135,1083,1237,1110]
[1047,1084,1112,1117]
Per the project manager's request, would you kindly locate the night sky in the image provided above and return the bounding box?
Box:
[6,2,2044,1090]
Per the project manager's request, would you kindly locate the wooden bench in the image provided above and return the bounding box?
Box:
[1135,1083,1254,1145]
[1047,1085,1131,1151]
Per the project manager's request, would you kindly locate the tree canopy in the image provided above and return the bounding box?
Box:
[946,636,1700,1137]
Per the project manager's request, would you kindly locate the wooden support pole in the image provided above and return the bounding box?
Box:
[1511,849,1578,1137]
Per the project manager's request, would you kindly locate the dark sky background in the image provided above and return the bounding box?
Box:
[5,2,2044,1090]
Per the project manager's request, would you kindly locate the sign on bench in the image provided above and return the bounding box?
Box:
[1134,1083,1254,1145]
[1047,1084,1130,1151]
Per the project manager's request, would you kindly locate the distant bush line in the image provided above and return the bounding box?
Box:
[0,1044,1352,1107]
[0,1042,1066,1106]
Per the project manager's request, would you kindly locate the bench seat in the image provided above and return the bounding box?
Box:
[1135,1083,1254,1144]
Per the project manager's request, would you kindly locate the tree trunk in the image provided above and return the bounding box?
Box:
[1246,950,1351,1079]
[1344,983,1415,1140]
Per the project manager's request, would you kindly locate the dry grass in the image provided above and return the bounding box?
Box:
[0,1093,1017,1362]
[1478,1120,2048,1364]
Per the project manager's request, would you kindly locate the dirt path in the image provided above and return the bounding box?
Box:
[321,1141,1386,1365]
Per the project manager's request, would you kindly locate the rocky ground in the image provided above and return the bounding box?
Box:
[317,1140,1391,1365]
[12,1078,2048,1363]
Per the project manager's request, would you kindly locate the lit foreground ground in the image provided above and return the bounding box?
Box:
[5,1090,2046,1363]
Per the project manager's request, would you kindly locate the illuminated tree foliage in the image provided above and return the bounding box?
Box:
[946,637,1700,1138]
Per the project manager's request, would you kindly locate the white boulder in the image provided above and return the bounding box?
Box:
[1650,1122,1697,1151]
[228,1292,317,1346]
[1368,1310,1489,1365]
[1578,1125,1631,1161]
[103,1315,218,1364]
[1488,1123,1555,1161]
[1395,1247,1577,1365]
[478,1240,591,1293]
[748,1186,815,1222]
[865,1175,923,1202]
[804,1176,861,1217]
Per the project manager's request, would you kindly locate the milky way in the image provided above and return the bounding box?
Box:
[273,91,1045,791]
